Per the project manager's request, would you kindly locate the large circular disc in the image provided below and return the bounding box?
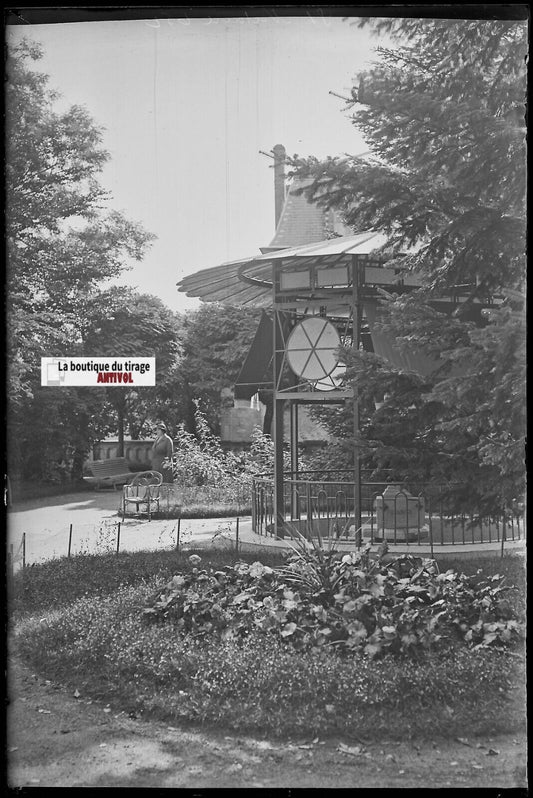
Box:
[286,317,342,385]
[313,364,346,391]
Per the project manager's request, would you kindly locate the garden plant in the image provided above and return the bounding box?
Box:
[11,539,525,742]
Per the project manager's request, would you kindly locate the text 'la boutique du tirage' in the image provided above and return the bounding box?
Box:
[40,357,156,386]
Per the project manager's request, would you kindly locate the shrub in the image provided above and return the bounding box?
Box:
[13,586,520,739]
[11,547,525,740]
[142,541,523,659]
[9,548,286,618]
[169,402,293,502]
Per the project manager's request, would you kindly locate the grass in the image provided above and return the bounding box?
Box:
[152,485,251,519]
[10,480,252,519]
[151,502,251,520]
[9,548,286,617]
[9,548,526,741]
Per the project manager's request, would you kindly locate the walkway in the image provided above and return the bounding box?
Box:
[7,491,524,572]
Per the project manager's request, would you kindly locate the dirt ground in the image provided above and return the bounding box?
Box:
[6,657,527,790]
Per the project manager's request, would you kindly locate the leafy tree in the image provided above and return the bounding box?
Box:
[6,39,155,481]
[11,387,116,484]
[82,288,183,450]
[292,18,526,513]
[177,303,261,435]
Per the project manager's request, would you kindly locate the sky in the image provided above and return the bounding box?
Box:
[7,13,388,314]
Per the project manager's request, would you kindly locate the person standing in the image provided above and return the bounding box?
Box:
[151,422,174,482]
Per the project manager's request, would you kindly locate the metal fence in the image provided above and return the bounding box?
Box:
[7,517,245,576]
[251,473,524,547]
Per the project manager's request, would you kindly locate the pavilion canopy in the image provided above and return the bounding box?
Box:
[177,231,390,307]
[178,231,478,392]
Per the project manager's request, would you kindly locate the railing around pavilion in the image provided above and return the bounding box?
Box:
[251,470,524,547]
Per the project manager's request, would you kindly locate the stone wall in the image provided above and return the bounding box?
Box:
[90,440,153,468]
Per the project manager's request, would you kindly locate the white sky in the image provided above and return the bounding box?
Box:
[7,15,386,313]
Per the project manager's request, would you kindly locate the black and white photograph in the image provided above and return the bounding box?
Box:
[5,5,527,791]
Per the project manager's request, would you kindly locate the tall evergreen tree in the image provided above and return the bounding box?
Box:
[292,18,526,513]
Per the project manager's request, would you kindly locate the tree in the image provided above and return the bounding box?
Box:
[82,288,183,451]
[292,17,526,512]
[6,39,156,481]
[292,18,526,291]
[177,303,261,435]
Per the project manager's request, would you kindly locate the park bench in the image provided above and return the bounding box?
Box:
[83,457,133,490]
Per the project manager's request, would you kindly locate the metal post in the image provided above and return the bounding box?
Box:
[236,516,240,553]
[176,516,181,550]
[116,522,121,555]
[351,257,362,539]
[290,402,299,520]
[273,269,286,538]
[22,533,26,569]
[251,478,257,532]
[68,523,73,558]
[306,480,312,540]
[274,394,285,537]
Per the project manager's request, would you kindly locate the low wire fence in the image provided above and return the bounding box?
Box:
[7,516,245,576]
[252,473,524,550]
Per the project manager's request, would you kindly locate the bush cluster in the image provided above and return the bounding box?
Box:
[143,543,523,659]
[9,548,285,617]
[10,546,525,740]
[13,582,519,739]
[169,402,292,501]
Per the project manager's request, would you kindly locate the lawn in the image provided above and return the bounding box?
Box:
[9,546,526,742]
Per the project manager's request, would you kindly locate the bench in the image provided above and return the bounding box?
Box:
[83,457,133,490]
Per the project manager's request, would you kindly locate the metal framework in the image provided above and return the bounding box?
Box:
[178,231,503,542]
[272,254,378,537]
[269,252,501,538]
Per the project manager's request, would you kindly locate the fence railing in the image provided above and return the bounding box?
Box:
[251,474,524,548]
[7,516,245,575]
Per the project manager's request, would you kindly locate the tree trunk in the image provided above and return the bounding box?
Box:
[117,403,125,457]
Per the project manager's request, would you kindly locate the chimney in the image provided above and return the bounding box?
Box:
[272,144,286,228]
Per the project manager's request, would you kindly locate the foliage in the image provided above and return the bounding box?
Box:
[9,386,116,484]
[82,287,182,442]
[289,18,526,511]
[170,403,287,505]
[9,548,286,618]
[143,544,522,659]
[292,18,526,288]
[12,576,521,741]
[175,303,261,434]
[6,39,155,405]
[5,39,156,481]
[11,547,524,739]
